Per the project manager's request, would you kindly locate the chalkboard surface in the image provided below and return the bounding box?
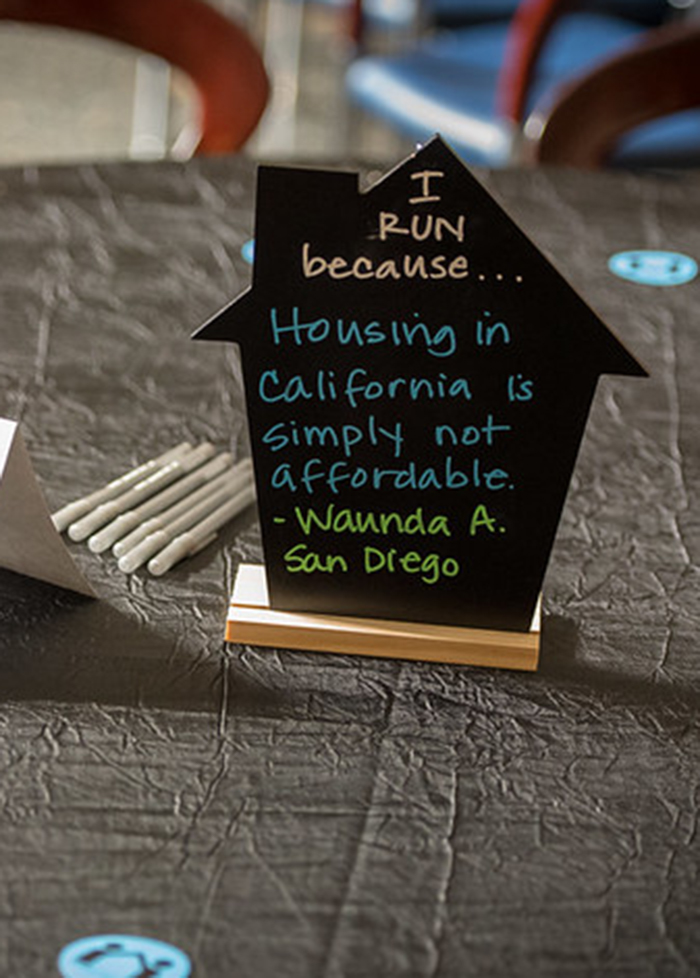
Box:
[195,138,645,632]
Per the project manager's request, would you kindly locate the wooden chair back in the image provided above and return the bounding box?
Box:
[0,0,270,154]
[523,21,700,166]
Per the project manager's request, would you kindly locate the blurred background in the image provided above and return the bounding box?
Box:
[0,0,697,170]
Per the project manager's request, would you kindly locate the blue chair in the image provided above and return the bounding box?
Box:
[359,0,668,33]
[433,0,667,26]
[347,0,652,165]
[525,20,700,168]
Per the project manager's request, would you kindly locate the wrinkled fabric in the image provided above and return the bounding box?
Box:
[0,158,698,977]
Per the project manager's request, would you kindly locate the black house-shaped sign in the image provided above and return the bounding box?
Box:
[195,138,645,632]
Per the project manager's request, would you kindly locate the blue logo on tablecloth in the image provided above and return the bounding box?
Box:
[608,250,697,286]
[58,934,191,978]
[241,239,255,265]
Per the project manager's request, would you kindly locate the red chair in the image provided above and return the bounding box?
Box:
[346,0,676,167]
[523,20,700,167]
[0,0,270,155]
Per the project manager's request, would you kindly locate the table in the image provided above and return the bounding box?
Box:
[0,154,698,977]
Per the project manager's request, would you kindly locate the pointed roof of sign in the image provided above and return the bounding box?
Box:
[194,135,646,379]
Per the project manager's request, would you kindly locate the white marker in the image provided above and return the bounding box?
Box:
[68,442,215,542]
[119,483,236,573]
[51,441,191,532]
[114,459,253,565]
[113,468,233,558]
[148,482,256,576]
[88,451,237,554]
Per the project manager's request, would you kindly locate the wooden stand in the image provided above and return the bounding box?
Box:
[226,564,541,671]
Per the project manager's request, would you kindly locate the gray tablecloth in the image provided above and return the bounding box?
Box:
[0,156,698,977]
